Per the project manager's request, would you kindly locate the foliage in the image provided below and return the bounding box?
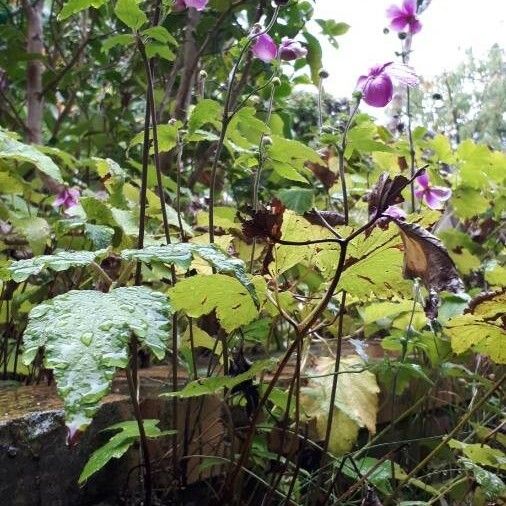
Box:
[0,0,504,504]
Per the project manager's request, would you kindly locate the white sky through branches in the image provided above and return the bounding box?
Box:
[311,0,506,100]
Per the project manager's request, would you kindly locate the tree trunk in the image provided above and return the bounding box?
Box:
[24,0,44,145]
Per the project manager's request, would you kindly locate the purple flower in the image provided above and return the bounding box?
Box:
[251,33,278,63]
[53,187,80,214]
[383,205,407,220]
[414,172,452,209]
[278,37,307,61]
[356,62,419,107]
[173,0,208,11]
[386,0,422,34]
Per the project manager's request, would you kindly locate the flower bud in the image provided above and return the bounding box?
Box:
[261,136,273,146]
[352,90,363,101]
[398,32,407,40]
[199,70,208,80]
[318,68,329,79]
[168,118,178,125]
[271,77,281,87]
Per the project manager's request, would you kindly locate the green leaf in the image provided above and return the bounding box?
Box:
[22,287,171,429]
[164,359,274,398]
[446,314,505,364]
[316,19,350,36]
[340,457,407,495]
[169,274,258,332]
[188,99,222,134]
[449,440,506,470]
[145,42,175,61]
[141,26,177,45]
[11,217,51,255]
[346,123,392,155]
[8,249,108,283]
[303,31,322,84]
[0,130,63,182]
[85,224,115,249]
[79,419,175,483]
[114,0,147,30]
[278,188,314,214]
[460,459,506,500]
[102,34,135,53]
[121,243,257,303]
[58,0,106,20]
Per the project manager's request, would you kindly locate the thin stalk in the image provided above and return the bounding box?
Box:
[337,98,360,225]
[126,353,152,506]
[208,7,280,243]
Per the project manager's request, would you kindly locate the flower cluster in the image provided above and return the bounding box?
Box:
[251,34,307,63]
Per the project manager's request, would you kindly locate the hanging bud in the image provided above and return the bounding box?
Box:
[199,70,208,80]
[272,77,281,87]
[318,68,329,79]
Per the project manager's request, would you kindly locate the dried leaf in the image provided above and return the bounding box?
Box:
[240,199,285,242]
[395,220,464,296]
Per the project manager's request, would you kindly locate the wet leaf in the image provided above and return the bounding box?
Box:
[121,242,256,303]
[8,249,108,282]
[22,287,171,430]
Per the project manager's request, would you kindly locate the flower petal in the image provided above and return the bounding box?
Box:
[408,18,422,34]
[386,4,403,20]
[402,0,417,15]
[415,172,430,189]
[279,37,307,61]
[251,33,277,63]
[361,74,393,107]
[184,0,208,10]
[389,16,409,32]
[414,188,426,200]
[424,190,445,209]
[385,62,419,87]
[429,186,452,201]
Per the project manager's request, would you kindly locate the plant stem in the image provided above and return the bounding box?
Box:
[208,7,280,243]
[337,98,360,226]
[126,352,152,506]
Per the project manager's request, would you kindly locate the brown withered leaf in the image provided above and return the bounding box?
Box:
[394,220,464,318]
[239,199,285,242]
[368,171,418,219]
[304,209,345,227]
[306,146,338,190]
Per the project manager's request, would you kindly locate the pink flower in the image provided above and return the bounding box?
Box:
[173,0,208,11]
[414,172,452,209]
[53,187,80,214]
[383,205,407,220]
[386,0,422,34]
[278,37,307,61]
[356,62,419,107]
[251,33,278,63]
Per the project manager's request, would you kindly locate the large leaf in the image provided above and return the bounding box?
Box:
[301,356,380,456]
[169,274,258,332]
[121,243,256,303]
[446,292,505,364]
[11,216,51,255]
[22,287,171,430]
[0,130,63,182]
[8,249,108,283]
[79,420,175,483]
